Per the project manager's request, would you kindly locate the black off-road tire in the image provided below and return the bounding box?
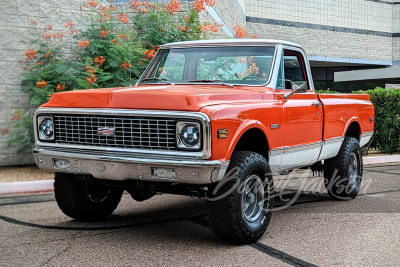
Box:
[128,189,155,202]
[324,137,363,200]
[206,151,274,244]
[54,173,123,221]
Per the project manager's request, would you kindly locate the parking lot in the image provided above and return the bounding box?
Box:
[0,163,399,267]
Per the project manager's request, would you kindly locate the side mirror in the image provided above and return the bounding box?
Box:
[284,81,307,99]
[292,81,307,92]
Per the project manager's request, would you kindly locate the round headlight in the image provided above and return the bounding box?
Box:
[39,118,54,139]
[180,124,200,147]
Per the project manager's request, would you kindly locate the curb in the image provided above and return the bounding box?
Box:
[0,155,399,195]
[0,180,54,195]
[363,155,400,165]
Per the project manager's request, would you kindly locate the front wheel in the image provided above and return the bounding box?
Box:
[324,137,363,200]
[206,151,274,244]
[54,173,123,221]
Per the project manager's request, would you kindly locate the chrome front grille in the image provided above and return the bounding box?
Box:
[53,115,177,150]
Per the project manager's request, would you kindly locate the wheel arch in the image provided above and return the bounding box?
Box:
[344,119,361,141]
[225,122,270,161]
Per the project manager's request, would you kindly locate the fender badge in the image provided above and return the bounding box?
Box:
[270,124,280,129]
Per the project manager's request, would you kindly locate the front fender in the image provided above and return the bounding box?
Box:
[225,120,270,160]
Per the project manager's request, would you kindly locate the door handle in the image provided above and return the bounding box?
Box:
[312,102,322,107]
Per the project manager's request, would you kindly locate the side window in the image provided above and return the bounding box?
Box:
[283,50,308,89]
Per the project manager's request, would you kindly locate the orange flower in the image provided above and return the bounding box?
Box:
[78,40,90,48]
[86,74,97,84]
[233,25,248,38]
[244,56,259,76]
[130,1,141,8]
[250,34,258,39]
[165,0,181,14]
[98,6,114,21]
[111,39,116,44]
[44,24,53,30]
[12,112,21,121]
[65,22,75,28]
[36,80,47,88]
[42,33,51,39]
[94,56,106,66]
[143,46,159,60]
[118,13,129,24]
[56,84,66,91]
[65,22,78,35]
[44,51,52,59]
[121,61,131,70]
[25,50,37,60]
[209,24,218,33]
[180,26,187,31]
[99,30,109,38]
[200,23,219,33]
[185,16,188,21]
[1,127,8,135]
[30,20,37,26]
[85,66,96,74]
[53,32,64,40]
[139,7,147,13]
[131,1,152,8]
[193,0,215,13]
[87,1,98,8]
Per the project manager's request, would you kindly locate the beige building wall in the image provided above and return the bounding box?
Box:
[0,0,399,166]
[0,0,84,166]
[241,0,397,65]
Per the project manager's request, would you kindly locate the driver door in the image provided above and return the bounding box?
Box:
[277,49,323,170]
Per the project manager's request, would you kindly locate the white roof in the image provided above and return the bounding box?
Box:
[160,39,302,49]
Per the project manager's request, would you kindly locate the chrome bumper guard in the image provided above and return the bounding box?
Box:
[33,147,229,184]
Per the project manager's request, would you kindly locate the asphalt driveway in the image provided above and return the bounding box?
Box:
[0,164,399,266]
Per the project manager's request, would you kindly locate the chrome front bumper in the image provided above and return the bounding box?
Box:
[33,147,229,184]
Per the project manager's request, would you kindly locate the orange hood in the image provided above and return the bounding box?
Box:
[42,85,269,111]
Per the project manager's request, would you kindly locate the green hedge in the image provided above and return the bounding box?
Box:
[358,87,400,153]
[318,87,400,153]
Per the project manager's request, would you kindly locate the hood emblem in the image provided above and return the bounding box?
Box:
[97,127,115,136]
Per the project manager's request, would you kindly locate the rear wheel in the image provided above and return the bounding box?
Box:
[324,137,363,200]
[206,151,274,244]
[54,173,123,221]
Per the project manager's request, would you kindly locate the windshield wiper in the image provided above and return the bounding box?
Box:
[141,77,174,85]
[188,79,234,88]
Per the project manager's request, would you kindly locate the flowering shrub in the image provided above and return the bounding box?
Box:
[6,0,253,153]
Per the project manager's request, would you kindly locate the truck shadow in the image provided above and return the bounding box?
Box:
[0,188,370,245]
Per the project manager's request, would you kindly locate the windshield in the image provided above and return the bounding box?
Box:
[139,46,276,86]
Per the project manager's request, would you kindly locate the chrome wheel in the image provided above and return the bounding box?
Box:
[348,152,358,186]
[241,175,265,223]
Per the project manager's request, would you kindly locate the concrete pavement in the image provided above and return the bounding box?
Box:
[0,164,399,266]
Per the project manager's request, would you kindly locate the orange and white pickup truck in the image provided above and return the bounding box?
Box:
[34,39,374,244]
